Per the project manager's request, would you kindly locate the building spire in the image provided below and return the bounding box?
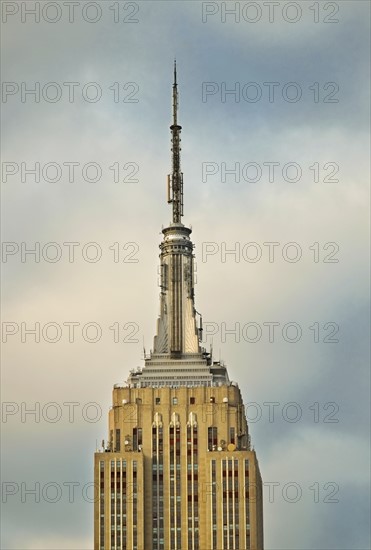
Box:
[126,62,230,385]
[167,60,184,223]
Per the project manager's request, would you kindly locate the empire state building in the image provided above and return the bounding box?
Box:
[94,63,264,550]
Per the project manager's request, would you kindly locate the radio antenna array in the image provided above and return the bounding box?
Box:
[167,60,184,223]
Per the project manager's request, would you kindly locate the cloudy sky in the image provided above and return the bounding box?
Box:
[1,1,370,548]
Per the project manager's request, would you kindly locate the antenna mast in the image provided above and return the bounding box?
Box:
[167,60,184,223]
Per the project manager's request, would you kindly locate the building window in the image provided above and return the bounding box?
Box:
[208,427,218,451]
[209,396,215,403]
[152,424,164,550]
[211,460,217,549]
[115,429,120,452]
[187,424,198,550]
[170,424,181,548]
[132,461,138,550]
[155,397,161,405]
[245,459,250,549]
[133,427,142,451]
[190,397,195,404]
[229,427,235,445]
[121,460,127,550]
[172,397,178,405]
[99,461,105,549]
[221,459,239,548]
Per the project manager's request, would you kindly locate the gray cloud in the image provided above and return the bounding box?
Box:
[1,1,370,548]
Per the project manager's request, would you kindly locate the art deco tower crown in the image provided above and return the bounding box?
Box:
[127,62,228,388]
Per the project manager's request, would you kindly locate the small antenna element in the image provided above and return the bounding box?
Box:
[167,59,184,223]
[195,310,203,342]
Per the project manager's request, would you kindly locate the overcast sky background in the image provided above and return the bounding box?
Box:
[1,1,370,549]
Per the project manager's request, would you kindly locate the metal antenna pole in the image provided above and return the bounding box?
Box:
[168,60,184,223]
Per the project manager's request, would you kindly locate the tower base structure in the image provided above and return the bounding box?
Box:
[94,383,264,550]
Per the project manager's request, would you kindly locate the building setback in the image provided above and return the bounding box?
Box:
[94,62,264,550]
